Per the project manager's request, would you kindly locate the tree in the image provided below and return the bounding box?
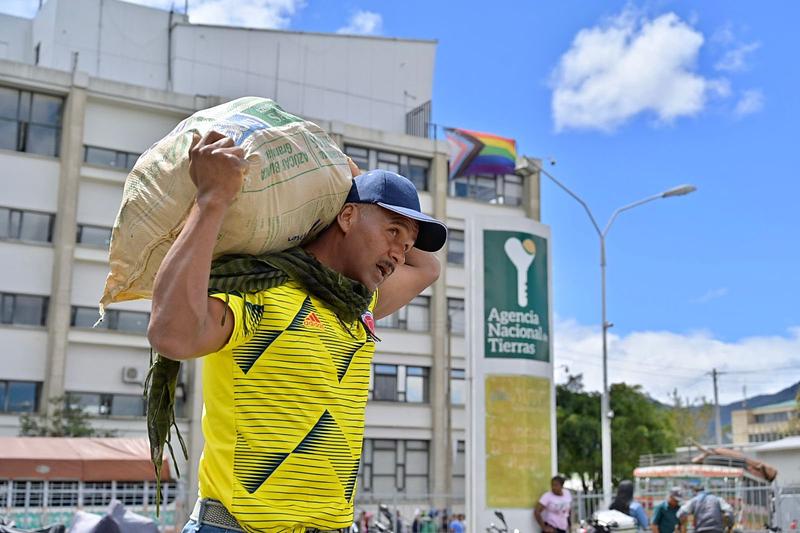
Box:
[666,390,714,446]
[19,395,117,437]
[609,383,678,484]
[556,375,601,492]
[556,377,678,490]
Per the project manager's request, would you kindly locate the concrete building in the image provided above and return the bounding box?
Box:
[0,0,541,519]
[731,400,799,444]
[751,436,800,487]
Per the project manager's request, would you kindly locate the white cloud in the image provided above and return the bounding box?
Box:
[337,10,383,36]
[715,41,761,72]
[186,0,305,29]
[551,9,727,132]
[691,287,729,304]
[734,89,764,117]
[554,317,800,404]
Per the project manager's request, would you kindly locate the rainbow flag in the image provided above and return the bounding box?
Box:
[445,128,517,180]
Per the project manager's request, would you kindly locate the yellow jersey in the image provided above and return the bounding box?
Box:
[198,281,378,533]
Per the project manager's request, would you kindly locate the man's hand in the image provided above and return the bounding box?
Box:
[189,130,247,208]
[347,156,361,177]
[148,131,247,360]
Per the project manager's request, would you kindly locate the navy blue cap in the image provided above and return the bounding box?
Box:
[346,169,448,252]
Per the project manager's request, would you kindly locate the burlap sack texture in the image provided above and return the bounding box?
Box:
[100,97,352,310]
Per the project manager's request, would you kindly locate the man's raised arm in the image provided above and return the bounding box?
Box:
[373,248,440,320]
[147,131,246,360]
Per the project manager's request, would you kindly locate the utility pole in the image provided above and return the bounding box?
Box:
[711,369,723,445]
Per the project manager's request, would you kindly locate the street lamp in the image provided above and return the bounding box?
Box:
[517,157,697,506]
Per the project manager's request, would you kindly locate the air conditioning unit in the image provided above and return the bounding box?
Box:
[122,366,145,384]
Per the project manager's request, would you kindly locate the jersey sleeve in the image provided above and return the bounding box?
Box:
[209,291,262,351]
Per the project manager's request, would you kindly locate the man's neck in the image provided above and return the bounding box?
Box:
[303,233,345,273]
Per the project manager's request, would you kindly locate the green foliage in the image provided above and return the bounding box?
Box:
[666,390,714,445]
[556,376,678,489]
[556,375,601,491]
[19,395,117,437]
[609,383,678,483]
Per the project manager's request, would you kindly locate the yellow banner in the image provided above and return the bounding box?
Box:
[485,375,552,508]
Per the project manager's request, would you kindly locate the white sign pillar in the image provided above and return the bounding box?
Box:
[466,215,557,533]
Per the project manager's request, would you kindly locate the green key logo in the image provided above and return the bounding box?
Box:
[484,230,550,361]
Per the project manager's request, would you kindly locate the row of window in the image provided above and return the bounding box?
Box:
[2,86,524,207]
[370,364,465,405]
[345,145,430,192]
[358,439,429,495]
[0,294,150,333]
[0,368,465,415]
[0,383,186,418]
[356,438,465,496]
[748,431,796,443]
[0,480,177,509]
[0,206,112,247]
[372,296,465,335]
[1,289,463,337]
[753,411,794,424]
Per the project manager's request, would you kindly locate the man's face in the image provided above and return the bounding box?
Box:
[338,204,419,291]
[669,496,680,507]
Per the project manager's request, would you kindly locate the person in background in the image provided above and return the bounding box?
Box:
[449,514,465,533]
[651,488,683,533]
[610,480,649,530]
[677,485,734,533]
[534,475,572,533]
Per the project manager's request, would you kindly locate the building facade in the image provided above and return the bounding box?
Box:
[0,0,541,516]
[731,400,799,445]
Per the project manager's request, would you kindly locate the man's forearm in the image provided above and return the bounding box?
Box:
[148,200,227,353]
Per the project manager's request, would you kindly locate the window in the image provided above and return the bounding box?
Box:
[754,411,791,424]
[359,439,429,495]
[71,306,149,334]
[0,86,63,157]
[76,224,112,248]
[447,298,465,335]
[375,295,429,332]
[68,392,145,417]
[48,481,78,507]
[372,364,398,401]
[1,292,48,326]
[370,364,430,403]
[449,173,523,206]
[344,145,430,191]
[84,145,140,171]
[0,206,54,243]
[405,366,429,403]
[447,229,464,265]
[450,369,465,405]
[12,481,44,508]
[452,440,466,496]
[0,380,40,413]
[82,481,113,507]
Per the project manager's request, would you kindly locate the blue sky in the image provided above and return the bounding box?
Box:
[4,0,799,403]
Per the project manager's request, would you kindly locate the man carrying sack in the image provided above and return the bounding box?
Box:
[147,131,447,533]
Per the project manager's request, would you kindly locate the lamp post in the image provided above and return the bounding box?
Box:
[518,157,696,506]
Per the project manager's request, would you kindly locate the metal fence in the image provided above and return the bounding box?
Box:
[774,485,800,531]
[0,480,185,531]
[573,486,777,533]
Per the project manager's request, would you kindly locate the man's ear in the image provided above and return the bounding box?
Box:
[337,203,357,233]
